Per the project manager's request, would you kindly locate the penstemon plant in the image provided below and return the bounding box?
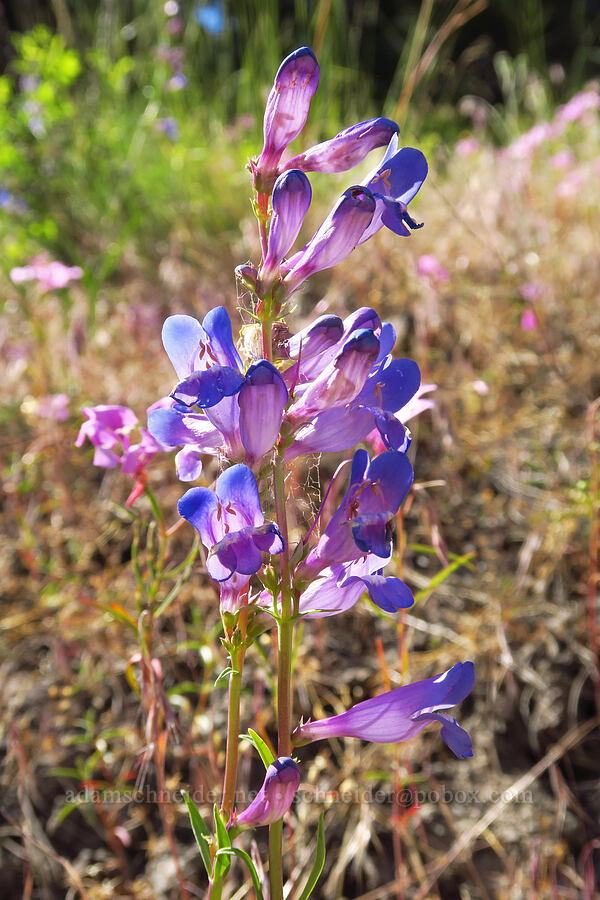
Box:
[79,46,474,900]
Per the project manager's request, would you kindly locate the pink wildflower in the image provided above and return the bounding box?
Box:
[556,167,585,199]
[520,281,545,303]
[10,256,83,292]
[37,393,70,421]
[521,309,538,331]
[554,90,600,129]
[455,137,479,157]
[550,150,575,170]
[506,123,555,161]
[471,380,489,397]
[416,254,449,285]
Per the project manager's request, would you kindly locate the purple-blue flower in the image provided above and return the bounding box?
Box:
[178,464,284,581]
[293,661,474,758]
[358,135,428,243]
[282,118,399,174]
[291,553,414,618]
[148,306,288,470]
[254,48,401,194]
[302,449,414,574]
[219,571,251,615]
[233,757,300,828]
[238,360,289,465]
[283,313,344,386]
[286,327,381,424]
[194,1,225,34]
[282,186,376,296]
[255,449,415,618]
[155,116,180,141]
[147,402,221,481]
[277,141,427,298]
[285,354,422,460]
[283,306,382,389]
[273,306,421,460]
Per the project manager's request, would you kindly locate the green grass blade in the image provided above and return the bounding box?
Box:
[413,551,475,604]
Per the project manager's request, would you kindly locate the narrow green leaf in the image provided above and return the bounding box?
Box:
[154,580,185,618]
[214,805,231,849]
[297,812,326,900]
[216,848,264,900]
[110,501,141,521]
[213,804,231,877]
[145,484,163,523]
[182,791,212,876]
[407,543,439,555]
[214,666,237,688]
[240,728,276,769]
[81,597,138,633]
[51,800,82,827]
[166,681,204,697]
[413,551,475,603]
[49,767,81,779]
[163,541,199,578]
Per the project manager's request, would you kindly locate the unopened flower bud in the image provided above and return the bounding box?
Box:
[255,48,319,191]
[238,360,289,464]
[261,170,312,281]
[235,263,258,292]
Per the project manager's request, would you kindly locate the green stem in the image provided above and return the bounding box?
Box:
[221,643,245,818]
[269,453,294,900]
[269,820,285,900]
[207,864,223,900]
[262,315,273,363]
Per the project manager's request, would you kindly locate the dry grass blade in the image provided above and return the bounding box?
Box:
[393,0,487,123]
